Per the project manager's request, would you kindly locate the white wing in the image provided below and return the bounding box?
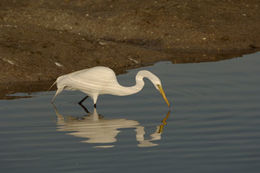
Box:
[58,66,118,93]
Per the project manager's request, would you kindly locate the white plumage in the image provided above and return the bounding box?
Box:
[51,66,170,107]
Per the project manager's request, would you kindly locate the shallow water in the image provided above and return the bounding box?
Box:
[1,53,260,173]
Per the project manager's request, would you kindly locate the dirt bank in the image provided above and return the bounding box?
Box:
[0,0,259,98]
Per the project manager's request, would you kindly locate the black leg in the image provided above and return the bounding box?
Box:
[78,96,88,105]
[79,102,90,113]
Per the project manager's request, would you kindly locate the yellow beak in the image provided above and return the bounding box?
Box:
[157,85,170,107]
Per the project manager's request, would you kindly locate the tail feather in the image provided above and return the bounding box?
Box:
[48,80,57,91]
[51,87,64,103]
[48,79,64,103]
[50,75,67,103]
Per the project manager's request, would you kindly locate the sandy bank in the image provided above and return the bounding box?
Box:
[0,0,259,98]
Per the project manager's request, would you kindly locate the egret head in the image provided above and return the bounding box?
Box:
[137,70,171,107]
[147,73,170,107]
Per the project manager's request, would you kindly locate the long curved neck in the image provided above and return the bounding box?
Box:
[113,70,156,96]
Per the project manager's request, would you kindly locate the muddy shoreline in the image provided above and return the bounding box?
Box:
[0,0,259,98]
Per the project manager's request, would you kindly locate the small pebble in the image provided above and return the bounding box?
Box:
[2,58,15,65]
[55,62,63,67]
[128,58,139,64]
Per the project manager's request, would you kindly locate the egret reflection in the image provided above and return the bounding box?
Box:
[54,105,170,148]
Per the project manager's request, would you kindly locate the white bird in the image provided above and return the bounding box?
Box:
[51,66,170,107]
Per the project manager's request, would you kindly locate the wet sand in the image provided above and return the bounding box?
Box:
[0,0,259,98]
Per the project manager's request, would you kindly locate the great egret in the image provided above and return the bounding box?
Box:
[51,66,170,107]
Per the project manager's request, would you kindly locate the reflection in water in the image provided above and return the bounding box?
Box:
[53,105,170,148]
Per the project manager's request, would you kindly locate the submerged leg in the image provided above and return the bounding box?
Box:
[78,96,88,104]
[92,94,98,108]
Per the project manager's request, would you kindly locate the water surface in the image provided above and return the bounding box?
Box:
[1,53,260,173]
